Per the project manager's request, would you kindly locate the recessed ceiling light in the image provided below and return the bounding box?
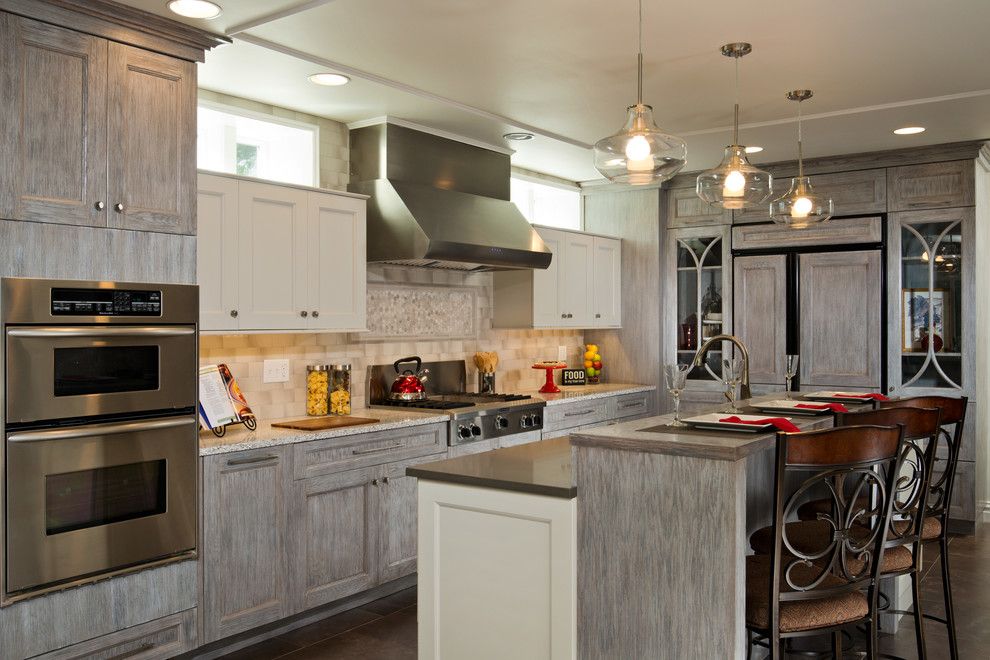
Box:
[894,126,925,135]
[166,0,222,19]
[308,73,350,86]
[744,146,763,154]
[503,132,534,141]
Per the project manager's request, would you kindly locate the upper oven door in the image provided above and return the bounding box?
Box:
[5,326,197,424]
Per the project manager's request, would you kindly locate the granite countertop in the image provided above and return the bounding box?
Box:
[570,395,874,461]
[199,407,449,456]
[527,383,656,406]
[407,436,574,498]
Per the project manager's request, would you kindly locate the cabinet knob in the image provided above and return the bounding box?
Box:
[371,478,380,486]
[94,201,105,210]
[595,313,601,318]
[114,203,124,212]
[561,313,567,319]
[300,310,308,318]
[382,476,389,484]
[230,310,238,318]
[312,310,319,318]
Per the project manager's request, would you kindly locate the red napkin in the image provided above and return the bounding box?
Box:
[796,402,850,413]
[835,393,889,401]
[719,416,800,433]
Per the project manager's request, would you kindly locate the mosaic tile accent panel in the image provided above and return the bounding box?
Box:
[364,283,477,340]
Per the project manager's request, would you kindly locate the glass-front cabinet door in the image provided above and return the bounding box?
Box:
[888,208,974,396]
[663,225,733,406]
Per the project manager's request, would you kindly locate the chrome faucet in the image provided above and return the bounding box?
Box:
[691,334,752,401]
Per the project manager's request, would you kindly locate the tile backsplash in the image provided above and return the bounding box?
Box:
[200,266,585,420]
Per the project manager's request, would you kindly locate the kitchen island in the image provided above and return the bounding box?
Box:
[411,396,869,660]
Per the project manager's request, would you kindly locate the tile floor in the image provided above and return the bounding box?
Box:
[222,527,986,659]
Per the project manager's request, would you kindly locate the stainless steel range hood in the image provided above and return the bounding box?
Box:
[348,123,552,271]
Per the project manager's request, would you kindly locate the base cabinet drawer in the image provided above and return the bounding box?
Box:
[543,400,607,433]
[34,609,197,660]
[606,391,652,420]
[293,423,446,479]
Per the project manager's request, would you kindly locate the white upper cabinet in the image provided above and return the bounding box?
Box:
[196,173,367,332]
[493,226,621,329]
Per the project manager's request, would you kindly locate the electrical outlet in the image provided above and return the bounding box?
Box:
[263,359,290,383]
[557,345,568,362]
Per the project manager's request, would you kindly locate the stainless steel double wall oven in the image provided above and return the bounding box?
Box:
[2,278,198,599]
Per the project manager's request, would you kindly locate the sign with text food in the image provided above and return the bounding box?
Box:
[561,368,587,386]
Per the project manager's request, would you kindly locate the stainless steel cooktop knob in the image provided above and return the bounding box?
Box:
[531,414,542,427]
[470,424,482,437]
[458,425,472,439]
[495,415,509,429]
[520,414,532,428]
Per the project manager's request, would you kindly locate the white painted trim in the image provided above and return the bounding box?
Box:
[196,98,321,187]
[980,500,990,523]
[233,33,593,151]
[345,116,514,156]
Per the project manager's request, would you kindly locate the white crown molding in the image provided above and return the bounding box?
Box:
[225,0,340,36]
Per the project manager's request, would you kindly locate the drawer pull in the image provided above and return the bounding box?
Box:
[563,409,596,417]
[619,400,645,409]
[352,442,403,455]
[227,454,278,467]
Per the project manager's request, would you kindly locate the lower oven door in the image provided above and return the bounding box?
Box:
[5,415,198,595]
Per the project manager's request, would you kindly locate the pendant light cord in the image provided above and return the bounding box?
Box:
[636,0,643,104]
[797,99,804,178]
[733,55,740,146]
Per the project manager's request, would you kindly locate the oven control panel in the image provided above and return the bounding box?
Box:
[51,288,162,316]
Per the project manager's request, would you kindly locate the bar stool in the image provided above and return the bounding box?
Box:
[754,408,939,657]
[745,424,906,659]
[878,395,969,660]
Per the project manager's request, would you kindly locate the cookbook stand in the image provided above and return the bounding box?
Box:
[208,416,257,438]
[532,362,566,394]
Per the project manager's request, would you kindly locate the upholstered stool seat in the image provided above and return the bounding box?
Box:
[745,555,869,633]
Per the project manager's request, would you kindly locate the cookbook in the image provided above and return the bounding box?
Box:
[198,363,256,431]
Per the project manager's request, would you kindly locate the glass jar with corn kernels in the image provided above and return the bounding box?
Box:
[330,364,352,415]
[306,365,330,416]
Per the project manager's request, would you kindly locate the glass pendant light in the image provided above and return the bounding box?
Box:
[771,90,833,228]
[696,43,772,210]
[593,0,686,185]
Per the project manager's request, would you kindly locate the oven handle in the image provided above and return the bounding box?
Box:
[7,416,198,443]
[6,327,196,338]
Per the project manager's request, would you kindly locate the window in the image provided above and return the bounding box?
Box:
[510,175,582,230]
[197,101,318,186]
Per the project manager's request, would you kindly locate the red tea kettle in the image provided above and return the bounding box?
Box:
[389,356,430,401]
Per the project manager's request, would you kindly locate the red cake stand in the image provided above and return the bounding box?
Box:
[532,361,567,394]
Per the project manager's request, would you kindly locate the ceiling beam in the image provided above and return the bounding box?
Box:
[226,0,340,36]
[233,32,594,150]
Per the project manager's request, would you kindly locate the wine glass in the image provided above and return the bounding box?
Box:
[722,356,745,412]
[664,363,690,427]
[784,354,800,399]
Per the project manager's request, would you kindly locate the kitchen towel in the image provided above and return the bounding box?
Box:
[720,416,801,433]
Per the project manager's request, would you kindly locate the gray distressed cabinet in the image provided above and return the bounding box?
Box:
[202,423,447,643]
[0,10,197,235]
[202,448,292,642]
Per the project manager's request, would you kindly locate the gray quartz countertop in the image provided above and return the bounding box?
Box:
[199,407,449,456]
[407,436,574,498]
[528,383,656,406]
[570,395,873,461]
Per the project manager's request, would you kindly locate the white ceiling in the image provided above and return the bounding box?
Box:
[124,0,990,183]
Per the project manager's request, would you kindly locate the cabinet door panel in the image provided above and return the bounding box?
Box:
[733,255,787,385]
[0,15,108,227]
[592,236,621,327]
[561,232,594,326]
[203,449,290,642]
[291,467,378,611]
[533,227,563,326]
[888,161,974,211]
[107,42,195,234]
[197,174,239,330]
[379,454,445,583]
[236,182,309,330]
[799,251,881,388]
[665,187,732,228]
[307,192,367,330]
